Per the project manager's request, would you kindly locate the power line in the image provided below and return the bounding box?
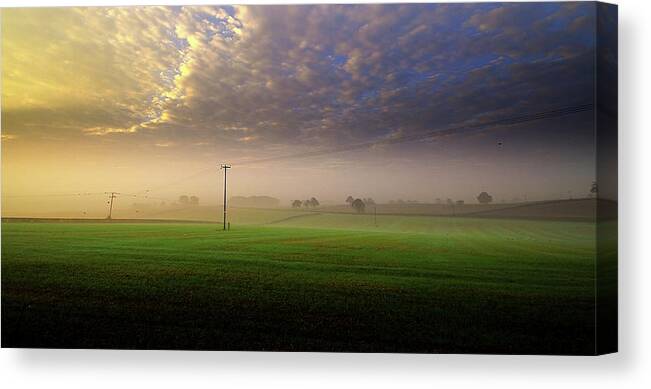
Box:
[2,103,594,209]
[2,191,176,203]
[136,166,216,194]
[137,103,592,195]
[1,192,106,198]
[119,192,177,203]
[103,192,179,219]
[231,103,593,167]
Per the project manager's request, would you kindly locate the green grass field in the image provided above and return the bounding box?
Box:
[1,213,607,354]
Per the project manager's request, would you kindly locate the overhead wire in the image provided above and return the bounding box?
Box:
[2,103,594,201]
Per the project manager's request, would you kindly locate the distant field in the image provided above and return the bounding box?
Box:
[5,206,310,224]
[318,198,605,221]
[124,198,604,222]
[1,211,611,354]
[2,198,604,223]
[126,205,309,224]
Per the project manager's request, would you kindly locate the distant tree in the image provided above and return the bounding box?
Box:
[591,181,598,197]
[435,198,442,205]
[446,198,454,205]
[303,200,311,208]
[292,200,302,208]
[456,200,465,205]
[189,196,199,205]
[351,198,366,213]
[179,195,189,205]
[477,192,493,204]
[364,197,376,205]
[346,196,354,205]
[396,199,405,204]
[309,197,320,207]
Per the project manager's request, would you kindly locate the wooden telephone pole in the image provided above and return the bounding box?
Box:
[220,164,231,230]
[105,192,119,220]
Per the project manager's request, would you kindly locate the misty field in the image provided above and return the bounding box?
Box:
[1,214,602,354]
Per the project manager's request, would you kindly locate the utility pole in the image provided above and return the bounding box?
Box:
[220,164,231,230]
[105,192,119,220]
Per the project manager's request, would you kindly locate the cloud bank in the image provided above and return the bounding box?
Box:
[2,3,595,151]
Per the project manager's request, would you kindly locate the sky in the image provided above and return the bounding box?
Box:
[1,3,601,214]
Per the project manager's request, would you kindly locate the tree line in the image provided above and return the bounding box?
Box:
[290,184,598,213]
[291,197,320,208]
[178,195,200,205]
[345,196,375,213]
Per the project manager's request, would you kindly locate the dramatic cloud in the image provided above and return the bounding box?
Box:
[2,3,595,147]
[1,3,600,205]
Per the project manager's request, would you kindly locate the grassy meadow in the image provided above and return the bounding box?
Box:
[0,208,606,354]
